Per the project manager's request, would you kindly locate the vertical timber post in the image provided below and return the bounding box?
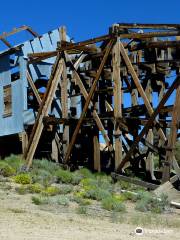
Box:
[60,26,69,160]
[162,84,180,182]
[145,80,156,180]
[93,135,101,172]
[112,31,122,170]
[21,131,28,155]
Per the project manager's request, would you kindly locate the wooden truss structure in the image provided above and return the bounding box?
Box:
[23,23,180,186]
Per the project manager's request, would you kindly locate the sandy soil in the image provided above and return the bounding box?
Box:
[0,182,180,240]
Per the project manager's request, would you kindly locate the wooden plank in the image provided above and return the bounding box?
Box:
[111,172,158,190]
[21,131,28,155]
[27,70,42,105]
[64,39,115,163]
[162,85,180,182]
[93,135,101,172]
[60,27,69,157]
[145,80,156,180]
[116,76,179,172]
[25,55,64,169]
[120,41,167,143]
[51,137,58,163]
[65,53,113,151]
[112,36,122,170]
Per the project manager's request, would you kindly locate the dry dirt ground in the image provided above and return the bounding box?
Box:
[0,182,180,240]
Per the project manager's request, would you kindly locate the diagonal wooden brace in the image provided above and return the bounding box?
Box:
[116,76,180,172]
[65,53,113,152]
[120,42,167,143]
[24,54,64,169]
[64,39,115,163]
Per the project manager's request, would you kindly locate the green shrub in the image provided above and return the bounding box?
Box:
[28,183,44,193]
[55,169,72,184]
[72,195,91,206]
[83,187,111,201]
[13,173,31,185]
[75,168,94,179]
[31,196,49,205]
[4,155,23,172]
[15,185,28,195]
[57,195,69,206]
[135,192,169,213]
[59,185,73,195]
[122,191,139,202]
[32,159,59,174]
[101,196,126,212]
[71,173,83,185]
[76,205,87,214]
[43,186,60,196]
[31,169,54,187]
[80,178,98,189]
[0,162,16,177]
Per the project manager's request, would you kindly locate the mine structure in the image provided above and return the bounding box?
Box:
[0,23,179,188]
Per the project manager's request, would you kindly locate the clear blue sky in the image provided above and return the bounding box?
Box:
[1,0,180,42]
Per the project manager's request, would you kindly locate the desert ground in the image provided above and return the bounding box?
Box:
[0,180,180,240]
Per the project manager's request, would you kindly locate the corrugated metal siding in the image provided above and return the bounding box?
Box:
[0,28,71,136]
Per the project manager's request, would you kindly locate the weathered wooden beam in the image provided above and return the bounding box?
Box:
[117,23,180,29]
[145,79,156,180]
[60,27,69,158]
[27,70,42,105]
[113,36,122,170]
[111,172,158,190]
[24,54,64,169]
[120,41,167,143]
[130,40,180,51]
[162,85,180,182]
[64,52,113,152]
[64,39,115,163]
[93,135,101,172]
[116,76,179,172]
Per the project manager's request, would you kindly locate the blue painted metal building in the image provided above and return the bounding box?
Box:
[0,28,70,137]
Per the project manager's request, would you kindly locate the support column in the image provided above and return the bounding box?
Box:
[60,26,69,159]
[113,35,122,170]
[93,135,101,172]
[145,80,156,180]
[162,85,180,182]
[21,131,28,155]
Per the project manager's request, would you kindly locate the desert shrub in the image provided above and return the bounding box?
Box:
[15,185,28,195]
[135,192,169,213]
[83,187,111,201]
[57,195,69,206]
[71,173,83,185]
[0,162,16,177]
[4,155,23,172]
[43,186,60,196]
[28,183,44,194]
[31,195,49,205]
[32,159,59,174]
[122,191,139,202]
[76,205,87,214]
[72,194,91,206]
[75,168,94,179]
[55,169,73,184]
[80,178,98,189]
[31,169,54,187]
[13,173,31,185]
[59,185,73,195]
[101,196,126,212]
